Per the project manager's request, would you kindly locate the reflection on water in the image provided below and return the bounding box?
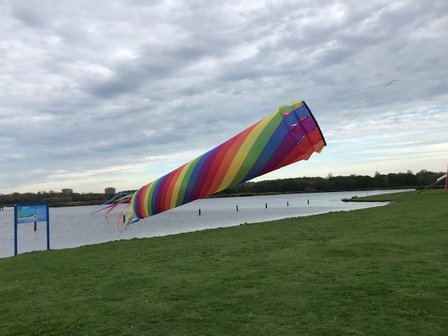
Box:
[0,190,409,258]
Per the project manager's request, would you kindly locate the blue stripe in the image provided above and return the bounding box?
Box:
[182,153,209,204]
[243,105,307,181]
[151,174,170,215]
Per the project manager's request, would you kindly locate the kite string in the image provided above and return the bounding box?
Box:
[313,80,393,127]
[317,85,380,125]
[318,74,447,139]
[325,87,383,140]
[323,76,446,140]
[322,80,399,141]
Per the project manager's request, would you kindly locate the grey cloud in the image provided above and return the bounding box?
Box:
[86,42,214,98]
[11,6,46,28]
[0,0,447,193]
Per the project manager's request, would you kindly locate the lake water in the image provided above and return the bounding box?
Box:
[0,190,410,258]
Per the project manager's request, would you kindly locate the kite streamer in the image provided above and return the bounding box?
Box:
[106,100,326,229]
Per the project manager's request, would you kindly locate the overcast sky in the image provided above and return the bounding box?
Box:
[1,0,447,194]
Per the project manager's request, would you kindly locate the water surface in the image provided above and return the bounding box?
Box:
[0,190,409,258]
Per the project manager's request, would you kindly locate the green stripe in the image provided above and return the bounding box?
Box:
[230,111,282,186]
[146,183,157,217]
[175,156,202,207]
[278,103,300,115]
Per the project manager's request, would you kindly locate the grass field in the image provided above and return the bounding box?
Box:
[0,191,447,335]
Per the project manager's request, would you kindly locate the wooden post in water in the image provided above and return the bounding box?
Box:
[236,205,239,212]
[265,203,268,209]
[33,221,37,231]
[287,201,289,207]
[198,209,201,216]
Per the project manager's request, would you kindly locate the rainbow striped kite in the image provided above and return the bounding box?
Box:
[107,100,325,228]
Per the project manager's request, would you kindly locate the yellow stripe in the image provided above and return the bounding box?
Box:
[216,110,278,192]
[169,163,191,209]
[141,183,153,218]
[145,182,158,217]
[127,193,138,224]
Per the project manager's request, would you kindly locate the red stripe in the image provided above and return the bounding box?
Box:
[190,146,223,201]
[273,129,322,170]
[137,183,151,218]
[160,165,185,212]
[205,122,258,196]
[196,135,240,199]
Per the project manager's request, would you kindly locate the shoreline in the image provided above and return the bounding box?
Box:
[0,187,415,208]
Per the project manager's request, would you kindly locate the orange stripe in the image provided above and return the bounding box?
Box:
[138,183,152,218]
[196,137,240,199]
[207,122,259,195]
[160,165,185,212]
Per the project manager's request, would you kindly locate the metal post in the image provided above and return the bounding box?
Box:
[14,205,18,256]
[46,205,50,250]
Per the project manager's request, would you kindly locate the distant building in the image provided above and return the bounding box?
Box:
[105,187,116,197]
[61,188,73,195]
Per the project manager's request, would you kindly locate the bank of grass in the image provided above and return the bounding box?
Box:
[0,191,447,335]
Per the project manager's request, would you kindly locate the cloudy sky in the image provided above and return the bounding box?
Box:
[1,0,447,194]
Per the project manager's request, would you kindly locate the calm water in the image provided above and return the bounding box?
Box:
[0,190,410,258]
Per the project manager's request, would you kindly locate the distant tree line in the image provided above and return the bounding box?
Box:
[216,170,445,196]
[0,191,109,207]
[0,170,444,206]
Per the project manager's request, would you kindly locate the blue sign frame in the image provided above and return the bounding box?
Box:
[14,202,50,256]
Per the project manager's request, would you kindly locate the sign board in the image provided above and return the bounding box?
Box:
[15,204,48,224]
[14,203,50,255]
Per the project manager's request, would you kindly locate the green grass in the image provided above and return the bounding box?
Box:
[0,191,447,335]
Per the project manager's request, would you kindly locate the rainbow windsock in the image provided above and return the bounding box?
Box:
[109,100,325,228]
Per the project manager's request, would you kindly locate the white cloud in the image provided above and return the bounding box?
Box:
[0,0,447,193]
